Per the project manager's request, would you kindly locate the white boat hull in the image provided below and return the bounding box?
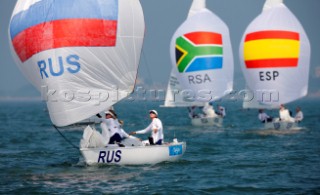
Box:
[191,117,223,127]
[264,121,298,130]
[80,142,186,165]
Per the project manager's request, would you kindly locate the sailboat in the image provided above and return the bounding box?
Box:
[239,0,310,130]
[9,0,185,165]
[165,0,234,126]
[162,69,223,126]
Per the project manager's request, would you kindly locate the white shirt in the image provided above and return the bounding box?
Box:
[202,104,217,117]
[218,106,226,117]
[136,118,164,143]
[279,109,295,122]
[188,107,197,118]
[100,118,128,142]
[258,112,270,122]
[295,111,303,122]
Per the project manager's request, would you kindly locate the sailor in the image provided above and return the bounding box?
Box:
[279,104,295,122]
[188,106,198,118]
[96,111,129,144]
[109,109,124,127]
[294,106,304,123]
[217,105,226,117]
[202,102,217,118]
[130,110,164,145]
[258,109,273,123]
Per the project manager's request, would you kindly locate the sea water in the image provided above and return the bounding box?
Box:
[0,99,319,194]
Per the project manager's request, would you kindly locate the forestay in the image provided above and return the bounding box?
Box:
[239,0,310,108]
[9,0,145,126]
[170,0,234,102]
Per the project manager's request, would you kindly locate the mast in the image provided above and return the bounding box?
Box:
[263,0,283,11]
[188,0,206,18]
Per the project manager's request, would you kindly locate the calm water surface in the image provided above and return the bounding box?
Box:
[0,99,319,194]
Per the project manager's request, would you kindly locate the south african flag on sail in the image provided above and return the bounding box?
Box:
[175,31,223,73]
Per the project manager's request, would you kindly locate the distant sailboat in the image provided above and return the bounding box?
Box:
[239,0,310,130]
[166,0,234,126]
[162,69,223,126]
[9,0,185,165]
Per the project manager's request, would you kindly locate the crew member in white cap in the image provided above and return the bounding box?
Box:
[130,110,164,145]
[97,111,129,144]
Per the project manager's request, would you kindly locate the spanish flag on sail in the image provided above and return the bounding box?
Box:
[244,30,300,69]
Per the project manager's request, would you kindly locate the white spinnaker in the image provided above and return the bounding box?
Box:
[163,68,206,107]
[170,0,234,102]
[9,0,145,126]
[239,1,310,108]
[242,86,280,109]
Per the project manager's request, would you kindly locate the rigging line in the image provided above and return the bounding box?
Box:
[53,125,80,151]
[140,48,155,126]
[141,49,154,87]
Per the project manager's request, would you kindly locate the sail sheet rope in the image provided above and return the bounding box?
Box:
[53,125,80,152]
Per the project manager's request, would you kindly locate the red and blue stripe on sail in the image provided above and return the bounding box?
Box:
[10,0,118,62]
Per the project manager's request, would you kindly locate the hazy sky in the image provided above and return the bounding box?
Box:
[1,0,319,96]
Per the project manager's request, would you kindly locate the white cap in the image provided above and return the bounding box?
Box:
[104,111,114,117]
[149,110,158,116]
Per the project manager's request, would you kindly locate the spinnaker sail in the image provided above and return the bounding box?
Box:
[170,0,234,102]
[239,0,310,108]
[9,0,145,126]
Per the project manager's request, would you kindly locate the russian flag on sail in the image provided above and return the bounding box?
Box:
[10,0,118,62]
[244,30,300,69]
